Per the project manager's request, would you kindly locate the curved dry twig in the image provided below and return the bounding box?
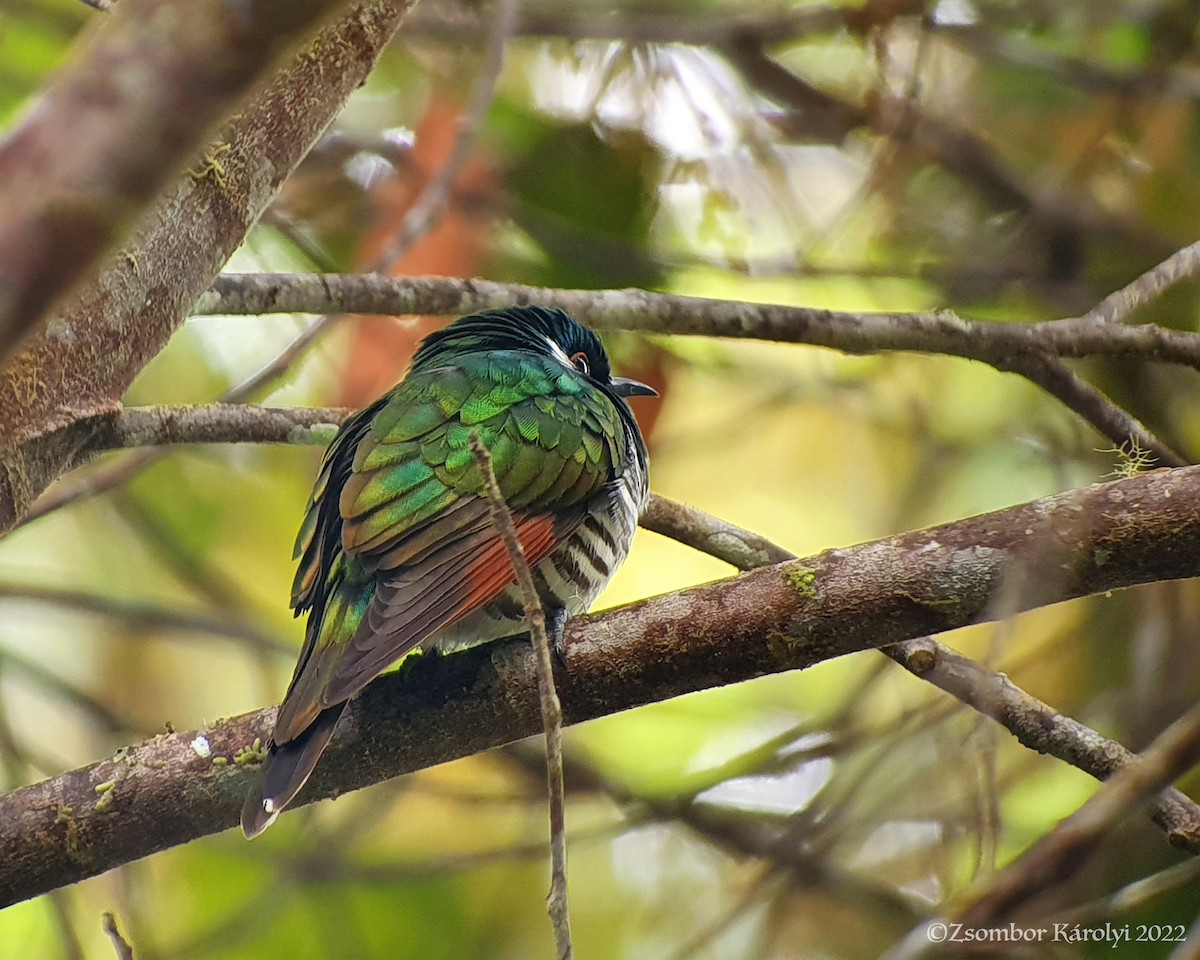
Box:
[470,434,574,960]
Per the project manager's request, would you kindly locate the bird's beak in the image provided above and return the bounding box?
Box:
[610,376,658,399]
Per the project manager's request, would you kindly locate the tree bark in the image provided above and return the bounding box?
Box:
[2,464,1199,907]
[0,0,414,534]
[0,0,358,359]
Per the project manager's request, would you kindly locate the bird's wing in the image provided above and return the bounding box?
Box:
[273,352,627,745]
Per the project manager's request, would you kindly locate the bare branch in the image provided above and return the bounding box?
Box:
[640,494,795,568]
[4,464,1200,905]
[961,700,1200,924]
[1080,238,1200,325]
[18,320,338,529]
[1006,354,1184,467]
[0,0,358,360]
[197,273,1200,373]
[101,404,348,449]
[13,406,344,532]
[934,23,1200,99]
[880,703,1200,960]
[102,912,135,960]
[403,4,847,47]
[1059,858,1200,926]
[199,273,1192,462]
[887,639,1200,848]
[469,433,573,960]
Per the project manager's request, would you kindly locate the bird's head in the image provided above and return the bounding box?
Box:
[412,306,658,400]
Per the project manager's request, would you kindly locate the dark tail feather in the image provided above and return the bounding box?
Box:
[241,704,346,839]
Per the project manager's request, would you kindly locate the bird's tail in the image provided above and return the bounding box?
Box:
[241,703,345,839]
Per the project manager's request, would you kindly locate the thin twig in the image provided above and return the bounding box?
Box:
[0,646,132,734]
[0,582,291,656]
[403,4,846,46]
[883,701,1200,960]
[963,700,1200,923]
[639,493,794,568]
[102,912,135,960]
[467,433,573,960]
[934,22,1200,99]
[1081,238,1200,325]
[1007,354,1185,466]
[1057,857,1200,926]
[887,639,1200,848]
[17,321,336,529]
[15,448,161,530]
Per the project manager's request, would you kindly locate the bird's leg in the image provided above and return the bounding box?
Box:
[545,606,570,668]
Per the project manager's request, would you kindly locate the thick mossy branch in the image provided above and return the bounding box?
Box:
[0,0,414,535]
[0,0,359,360]
[3,465,1200,907]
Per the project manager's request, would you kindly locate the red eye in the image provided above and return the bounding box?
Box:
[569,351,590,375]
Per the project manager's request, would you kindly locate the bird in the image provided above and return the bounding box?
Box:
[241,305,655,837]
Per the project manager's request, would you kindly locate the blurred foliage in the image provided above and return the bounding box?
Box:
[4,0,1200,957]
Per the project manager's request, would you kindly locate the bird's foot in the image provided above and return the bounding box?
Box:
[545,607,570,669]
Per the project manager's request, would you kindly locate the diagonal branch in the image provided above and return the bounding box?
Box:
[884,701,1200,960]
[0,0,415,536]
[1080,237,1200,325]
[0,0,358,360]
[886,640,1200,849]
[3,464,1200,906]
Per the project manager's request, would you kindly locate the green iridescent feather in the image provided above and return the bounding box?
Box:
[286,349,630,693]
[242,306,654,839]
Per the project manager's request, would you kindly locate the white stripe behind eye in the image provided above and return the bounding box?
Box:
[544,336,575,368]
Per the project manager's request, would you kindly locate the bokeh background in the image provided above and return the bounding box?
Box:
[4,0,1200,956]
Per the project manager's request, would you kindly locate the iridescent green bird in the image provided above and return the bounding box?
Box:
[241,306,655,837]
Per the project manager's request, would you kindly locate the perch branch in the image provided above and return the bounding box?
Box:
[3,464,1200,905]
